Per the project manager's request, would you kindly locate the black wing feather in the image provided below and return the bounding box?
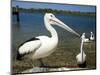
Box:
[17,37,40,60]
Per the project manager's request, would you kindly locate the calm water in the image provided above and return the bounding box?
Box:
[12,12,96,50]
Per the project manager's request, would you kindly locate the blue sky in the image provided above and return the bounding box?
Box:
[12,0,96,12]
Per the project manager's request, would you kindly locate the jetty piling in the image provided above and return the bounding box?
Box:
[13,6,20,24]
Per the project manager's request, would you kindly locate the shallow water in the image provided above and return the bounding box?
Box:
[12,12,96,48]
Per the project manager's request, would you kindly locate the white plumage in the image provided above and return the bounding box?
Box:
[32,36,58,59]
[17,13,80,67]
[19,40,41,55]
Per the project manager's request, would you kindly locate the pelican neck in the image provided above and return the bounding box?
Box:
[44,19,58,39]
[80,39,84,54]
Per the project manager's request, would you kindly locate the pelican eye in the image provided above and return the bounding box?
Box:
[50,15,53,17]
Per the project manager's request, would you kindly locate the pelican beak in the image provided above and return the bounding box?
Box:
[51,17,80,37]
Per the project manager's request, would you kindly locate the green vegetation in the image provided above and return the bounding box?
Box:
[12,7,96,16]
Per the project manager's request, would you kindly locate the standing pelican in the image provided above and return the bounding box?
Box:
[90,32,94,41]
[76,33,86,68]
[17,13,80,67]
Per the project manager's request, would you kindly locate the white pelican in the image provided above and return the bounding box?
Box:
[90,32,95,41]
[76,33,86,68]
[17,13,80,67]
[82,33,89,42]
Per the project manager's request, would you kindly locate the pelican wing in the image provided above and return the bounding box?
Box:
[17,37,41,60]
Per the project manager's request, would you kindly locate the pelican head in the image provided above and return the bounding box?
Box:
[91,31,94,35]
[90,31,94,41]
[44,13,80,36]
[81,33,89,42]
[81,33,85,39]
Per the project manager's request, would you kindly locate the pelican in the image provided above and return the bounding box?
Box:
[76,33,86,68]
[16,13,80,68]
[90,32,94,41]
[82,33,89,42]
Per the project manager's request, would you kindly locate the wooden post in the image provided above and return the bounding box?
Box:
[16,6,20,23]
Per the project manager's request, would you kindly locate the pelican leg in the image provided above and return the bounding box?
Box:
[30,59,35,70]
[39,59,47,67]
[30,60,39,72]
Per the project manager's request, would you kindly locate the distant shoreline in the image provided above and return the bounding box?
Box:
[12,7,96,16]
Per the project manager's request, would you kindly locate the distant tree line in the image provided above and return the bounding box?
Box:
[12,7,96,16]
